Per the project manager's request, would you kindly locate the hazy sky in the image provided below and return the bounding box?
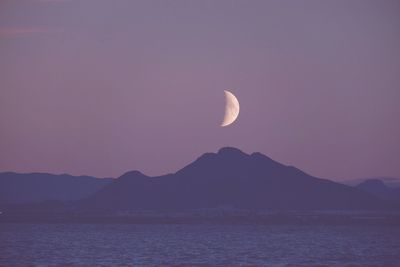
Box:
[1,0,399,180]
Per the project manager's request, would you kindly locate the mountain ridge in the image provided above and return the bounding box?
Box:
[0,172,112,204]
[80,147,391,212]
[1,147,396,212]
[357,179,400,203]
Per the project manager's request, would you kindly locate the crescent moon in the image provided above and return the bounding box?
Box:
[221,90,240,127]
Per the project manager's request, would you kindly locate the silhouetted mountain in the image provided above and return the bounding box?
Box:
[343,177,400,188]
[0,172,112,204]
[356,179,400,202]
[81,147,389,211]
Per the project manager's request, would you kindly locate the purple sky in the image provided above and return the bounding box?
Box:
[1,0,399,181]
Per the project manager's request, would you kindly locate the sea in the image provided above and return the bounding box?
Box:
[1,223,400,266]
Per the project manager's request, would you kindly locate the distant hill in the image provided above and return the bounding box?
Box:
[80,147,389,212]
[343,177,400,188]
[0,172,112,204]
[356,179,400,203]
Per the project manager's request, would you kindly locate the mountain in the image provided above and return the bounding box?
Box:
[356,179,400,202]
[0,172,112,204]
[80,147,389,211]
[343,177,400,188]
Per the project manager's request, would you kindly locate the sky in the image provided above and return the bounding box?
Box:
[1,0,399,181]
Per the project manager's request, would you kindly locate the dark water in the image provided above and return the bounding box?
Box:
[1,223,400,266]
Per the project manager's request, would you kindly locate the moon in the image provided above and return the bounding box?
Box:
[221,90,240,127]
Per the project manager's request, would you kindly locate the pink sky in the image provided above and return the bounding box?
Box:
[1,0,399,180]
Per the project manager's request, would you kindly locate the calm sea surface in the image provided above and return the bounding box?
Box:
[1,223,399,266]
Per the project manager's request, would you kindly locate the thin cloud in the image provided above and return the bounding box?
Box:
[0,27,52,38]
[35,0,72,3]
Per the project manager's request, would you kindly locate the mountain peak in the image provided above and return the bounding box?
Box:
[119,170,147,179]
[217,147,248,156]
